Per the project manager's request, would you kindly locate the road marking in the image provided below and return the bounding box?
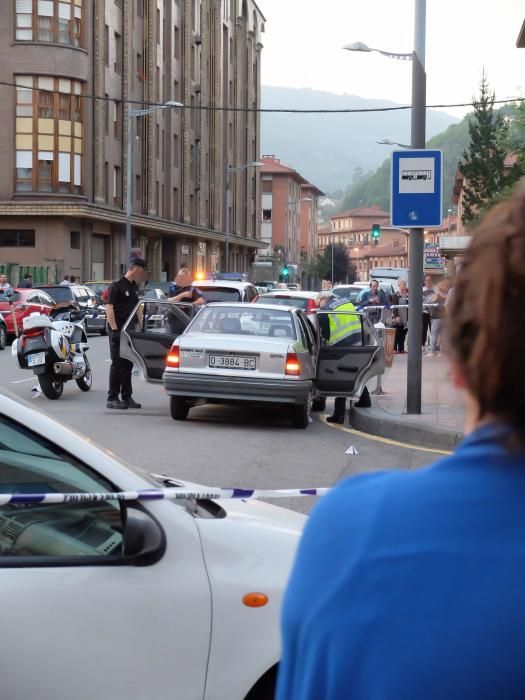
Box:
[320,415,453,455]
[11,377,35,384]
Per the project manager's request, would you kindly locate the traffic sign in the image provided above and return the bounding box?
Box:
[391,149,443,228]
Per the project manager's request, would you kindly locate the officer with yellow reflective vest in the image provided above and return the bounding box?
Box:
[317,291,372,424]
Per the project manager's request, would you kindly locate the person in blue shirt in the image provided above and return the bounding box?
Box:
[167,267,204,307]
[277,185,525,700]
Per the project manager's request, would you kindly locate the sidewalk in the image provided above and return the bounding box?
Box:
[350,352,465,451]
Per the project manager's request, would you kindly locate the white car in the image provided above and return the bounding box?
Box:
[120,301,384,427]
[0,391,304,700]
[194,279,260,303]
[255,290,319,314]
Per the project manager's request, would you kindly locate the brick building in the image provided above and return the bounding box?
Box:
[259,155,322,283]
[0,0,265,283]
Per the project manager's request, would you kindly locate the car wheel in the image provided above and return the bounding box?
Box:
[311,396,326,412]
[100,324,108,336]
[38,373,64,400]
[291,399,309,429]
[0,324,6,350]
[75,355,92,392]
[170,396,190,420]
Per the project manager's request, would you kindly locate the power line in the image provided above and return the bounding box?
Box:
[1,78,524,114]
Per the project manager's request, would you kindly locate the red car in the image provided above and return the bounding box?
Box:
[0,288,56,337]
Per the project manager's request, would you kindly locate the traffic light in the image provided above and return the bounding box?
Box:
[371,223,381,240]
[281,265,290,277]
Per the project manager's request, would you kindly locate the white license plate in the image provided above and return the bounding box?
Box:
[209,354,256,370]
[85,314,93,318]
[27,352,46,367]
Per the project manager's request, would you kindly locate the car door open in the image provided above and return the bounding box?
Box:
[120,300,195,381]
[315,311,384,398]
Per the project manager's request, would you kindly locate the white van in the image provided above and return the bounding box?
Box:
[370,267,409,289]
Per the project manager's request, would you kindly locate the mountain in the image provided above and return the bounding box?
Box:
[261,86,460,193]
[341,117,471,214]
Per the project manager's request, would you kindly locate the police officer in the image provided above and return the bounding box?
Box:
[167,268,205,306]
[317,291,371,424]
[105,257,147,409]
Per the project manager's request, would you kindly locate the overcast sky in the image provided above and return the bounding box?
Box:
[259,0,525,118]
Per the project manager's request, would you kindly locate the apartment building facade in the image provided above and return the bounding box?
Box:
[0,0,265,283]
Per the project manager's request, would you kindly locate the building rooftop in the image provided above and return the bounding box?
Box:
[260,155,309,185]
[332,205,390,219]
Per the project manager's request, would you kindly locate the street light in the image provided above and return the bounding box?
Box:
[125,100,183,269]
[344,0,427,414]
[224,161,262,273]
[377,138,411,149]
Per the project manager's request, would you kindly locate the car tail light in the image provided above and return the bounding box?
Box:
[285,352,301,376]
[166,346,180,368]
[306,298,317,314]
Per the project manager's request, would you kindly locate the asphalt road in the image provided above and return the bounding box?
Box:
[0,333,434,514]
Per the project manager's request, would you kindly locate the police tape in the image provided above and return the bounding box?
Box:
[0,486,331,506]
[359,303,438,311]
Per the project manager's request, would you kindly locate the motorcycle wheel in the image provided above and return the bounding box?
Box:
[0,324,6,350]
[39,373,64,400]
[75,355,92,392]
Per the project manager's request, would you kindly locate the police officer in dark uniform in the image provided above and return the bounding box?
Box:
[105,257,147,409]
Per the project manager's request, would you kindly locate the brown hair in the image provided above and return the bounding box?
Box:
[448,185,525,444]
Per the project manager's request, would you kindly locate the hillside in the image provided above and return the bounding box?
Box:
[341,117,471,214]
[260,86,460,192]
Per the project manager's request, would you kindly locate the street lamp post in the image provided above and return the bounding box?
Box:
[377,138,412,149]
[224,161,262,273]
[125,101,183,269]
[343,0,427,414]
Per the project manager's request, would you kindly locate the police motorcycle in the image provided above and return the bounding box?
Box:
[13,308,92,400]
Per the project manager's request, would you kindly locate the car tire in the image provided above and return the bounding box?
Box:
[170,396,190,421]
[75,356,92,392]
[100,325,108,336]
[38,373,64,400]
[0,324,6,350]
[291,399,309,429]
[311,396,326,412]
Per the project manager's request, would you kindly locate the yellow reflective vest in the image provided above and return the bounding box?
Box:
[326,299,361,346]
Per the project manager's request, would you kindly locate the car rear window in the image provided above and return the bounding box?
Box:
[188,306,296,338]
[196,286,242,302]
[256,295,308,310]
[37,287,74,302]
[333,287,362,302]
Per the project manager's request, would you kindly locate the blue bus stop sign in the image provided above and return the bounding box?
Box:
[391,149,443,228]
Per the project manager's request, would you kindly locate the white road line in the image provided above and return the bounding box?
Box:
[11,377,36,384]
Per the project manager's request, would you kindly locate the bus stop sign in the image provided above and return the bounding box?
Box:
[391,149,443,228]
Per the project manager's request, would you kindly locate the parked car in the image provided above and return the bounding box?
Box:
[142,287,167,301]
[35,284,107,335]
[255,290,319,314]
[194,279,259,303]
[83,280,113,303]
[285,283,302,291]
[331,284,369,303]
[120,301,384,428]
[144,281,172,295]
[0,288,55,338]
[0,390,304,700]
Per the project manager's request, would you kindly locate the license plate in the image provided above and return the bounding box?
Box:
[85,314,93,318]
[209,354,256,370]
[27,352,45,367]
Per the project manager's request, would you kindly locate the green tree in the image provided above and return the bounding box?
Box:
[318,244,355,284]
[460,73,510,225]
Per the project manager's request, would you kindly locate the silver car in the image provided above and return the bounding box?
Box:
[120,301,384,429]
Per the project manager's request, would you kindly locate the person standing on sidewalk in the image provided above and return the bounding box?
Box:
[390,278,409,353]
[276,185,525,700]
[428,278,451,357]
[105,257,147,409]
[422,274,436,347]
[357,280,389,325]
[0,274,12,291]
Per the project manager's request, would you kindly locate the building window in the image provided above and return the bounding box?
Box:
[0,229,35,247]
[114,32,122,74]
[262,209,271,222]
[15,76,83,194]
[113,101,121,138]
[113,166,121,204]
[70,230,80,249]
[104,24,109,65]
[15,0,83,47]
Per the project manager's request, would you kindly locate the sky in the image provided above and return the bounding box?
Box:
[259,0,525,118]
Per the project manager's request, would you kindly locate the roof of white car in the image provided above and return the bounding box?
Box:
[194,280,255,289]
[259,290,318,298]
[198,301,298,312]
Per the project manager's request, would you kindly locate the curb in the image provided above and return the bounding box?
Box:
[349,406,464,452]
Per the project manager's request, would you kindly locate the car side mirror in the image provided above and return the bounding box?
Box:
[69,310,84,322]
[123,507,165,565]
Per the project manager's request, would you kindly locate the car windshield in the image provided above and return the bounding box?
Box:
[0,291,21,304]
[38,287,74,302]
[333,287,362,302]
[188,306,296,339]
[196,286,242,302]
[256,295,308,310]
